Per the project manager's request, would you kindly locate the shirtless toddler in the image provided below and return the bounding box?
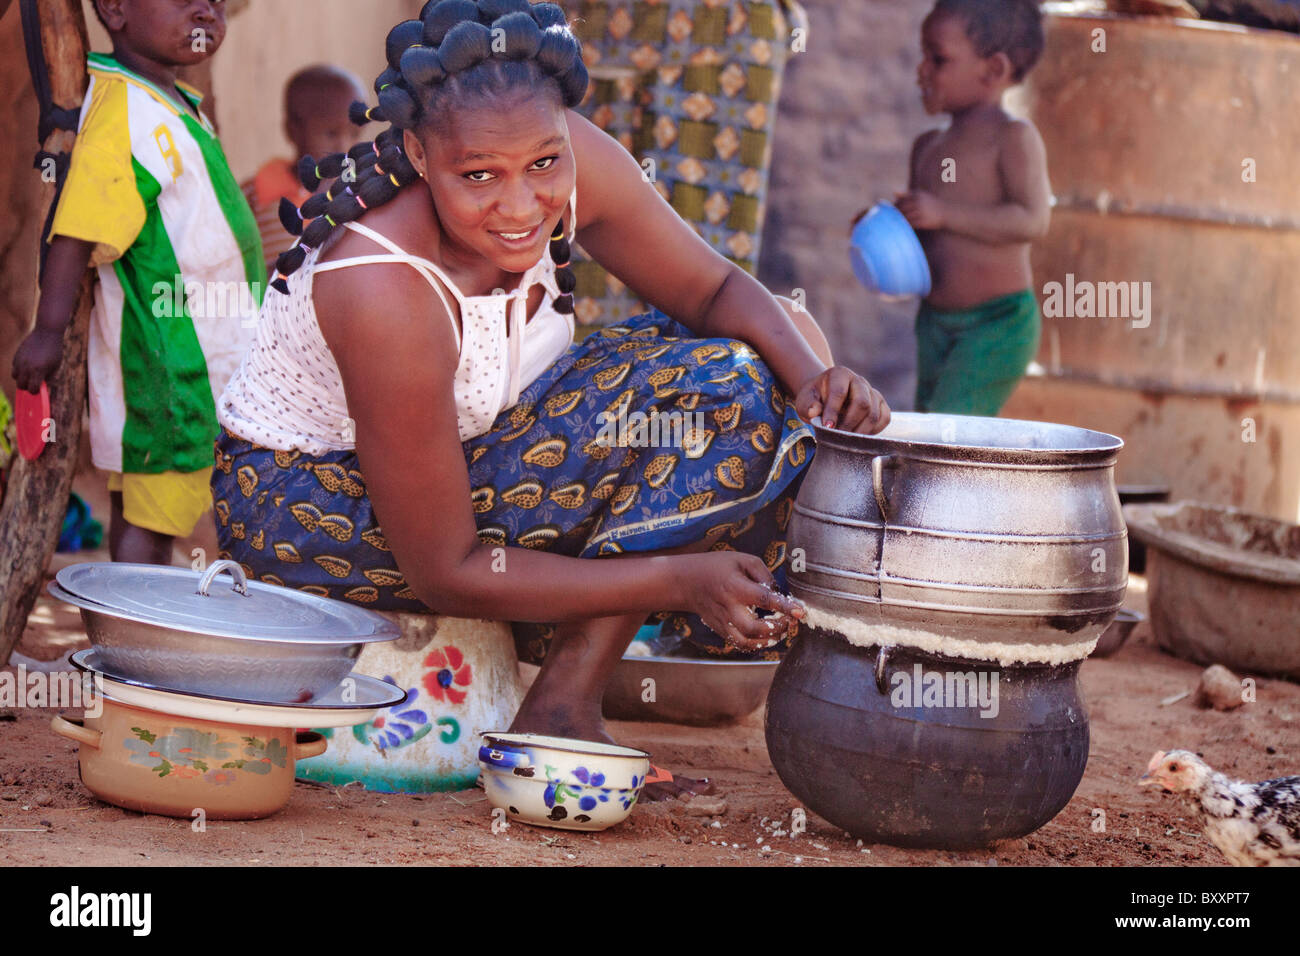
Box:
[896,0,1052,416]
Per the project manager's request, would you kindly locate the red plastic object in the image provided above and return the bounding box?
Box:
[15,382,51,461]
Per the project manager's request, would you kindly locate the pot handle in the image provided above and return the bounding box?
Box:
[478,745,531,770]
[51,715,102,749]
[294,731,328,760]
[871,454,897,520]
[197,559,250,597]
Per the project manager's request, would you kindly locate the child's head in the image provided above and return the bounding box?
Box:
[919,0,1044,115]
[285,66,368,163]
[93,0,227,67]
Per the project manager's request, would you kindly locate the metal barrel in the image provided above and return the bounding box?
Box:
[1002,13,1300,521]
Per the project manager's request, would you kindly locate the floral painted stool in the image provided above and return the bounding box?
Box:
[294,613,524,793]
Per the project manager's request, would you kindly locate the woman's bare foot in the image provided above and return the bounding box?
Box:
[511,602,719,804]
[508,694,713,802]
[508,696,611,743]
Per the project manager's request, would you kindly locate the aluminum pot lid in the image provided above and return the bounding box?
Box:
[55,560,401,644]
[71,649,405,711]
[69,651,405,727]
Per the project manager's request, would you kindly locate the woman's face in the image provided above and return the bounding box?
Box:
[413,91,575,277]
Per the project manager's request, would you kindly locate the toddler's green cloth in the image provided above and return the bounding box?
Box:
[914,289,1041,416]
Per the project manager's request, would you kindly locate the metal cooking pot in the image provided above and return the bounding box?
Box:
[788,413,1127,650]
[51,654,404,820]
[766,412,1125,849]
[765,631,1090,848]
[52,711,328,821]
[50,560,400,703]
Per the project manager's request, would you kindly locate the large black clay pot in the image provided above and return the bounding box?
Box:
[765,625,1090,849]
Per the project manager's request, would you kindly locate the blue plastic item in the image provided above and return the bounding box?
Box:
[849,202,932,298]
[632,622,662,643]
[57,493,104,553]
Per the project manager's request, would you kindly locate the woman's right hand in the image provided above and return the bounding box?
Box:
[675,550,807,652]
[11,327,64,393]
[795,365,891,434]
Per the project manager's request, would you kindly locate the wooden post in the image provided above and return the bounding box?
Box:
[0,0,91,663]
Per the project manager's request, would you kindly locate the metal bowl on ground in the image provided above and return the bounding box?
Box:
[1090,608,1145,659]
[601,654,779,726]
[50,560,400,703]
[1125,501,1300,680]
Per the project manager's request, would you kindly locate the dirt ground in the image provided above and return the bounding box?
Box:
[2,485,1297,866]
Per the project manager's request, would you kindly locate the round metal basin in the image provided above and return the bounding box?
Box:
[1126,501,1300,680]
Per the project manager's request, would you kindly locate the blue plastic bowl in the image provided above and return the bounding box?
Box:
[850,202,932,298]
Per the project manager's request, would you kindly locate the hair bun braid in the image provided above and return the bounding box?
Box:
[269,138,420,295]
[528,2,569,31]
[400,45,446,88]
[535,29,587,107]
[349,100,386,126]
[549,219,575,315]
[478,0,533,19]
[438,20,493,73]
[373,67,402,95]
[278,197,304,237]
[386,19,425,70]
[378,82,420,129]
[297,152,348,191]
[423,0,478,45]
[491,11,543,60]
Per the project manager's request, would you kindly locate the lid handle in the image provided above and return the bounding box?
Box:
[196,559,250,597]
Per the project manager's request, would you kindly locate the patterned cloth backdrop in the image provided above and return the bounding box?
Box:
[559,0,808,331]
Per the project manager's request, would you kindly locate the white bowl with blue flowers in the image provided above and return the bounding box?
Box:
[479,732,650,831]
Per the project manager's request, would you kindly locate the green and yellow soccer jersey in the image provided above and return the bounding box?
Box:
[50,53,264,475]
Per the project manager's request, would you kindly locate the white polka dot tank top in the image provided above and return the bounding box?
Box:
[218,188,578,451]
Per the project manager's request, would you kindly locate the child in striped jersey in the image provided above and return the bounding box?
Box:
[11,0,262,564]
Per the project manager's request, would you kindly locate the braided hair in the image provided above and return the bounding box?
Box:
[269,0,587,316]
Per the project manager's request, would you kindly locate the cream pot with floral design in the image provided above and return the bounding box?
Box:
[52,694,328,821]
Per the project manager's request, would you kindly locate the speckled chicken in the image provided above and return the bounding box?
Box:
[1141,750,1300,866]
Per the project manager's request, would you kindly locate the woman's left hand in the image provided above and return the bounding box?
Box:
[794,366,891,434]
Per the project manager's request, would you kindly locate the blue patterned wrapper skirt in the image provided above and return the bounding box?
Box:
[211,309,815,663]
